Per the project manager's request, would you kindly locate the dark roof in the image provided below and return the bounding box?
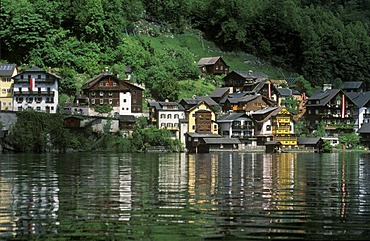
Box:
[265,140,281,145]
[298,137,322,145]
[203,138,241,144]
[342,81,364,89]
[195,96,219,106]
[217,112,247,122]
[0,64,16,77]
[220,92,248,104]
[358,123,370,134]
[187,133,222,138]
[347,92,370,107]
[285,77,299,86]
[306,89,341,106]
[252,106,278,115]
[276,88,293,97]
[148,100,184,111]
[233,70,268,79]
[14,66,61,79]
[197,56,225,66]
[119,115,137,123]
[209,87,230,98]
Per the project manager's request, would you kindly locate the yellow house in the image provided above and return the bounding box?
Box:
[272,107,297,146]
[0,64,17,111]
[186,100,218,134]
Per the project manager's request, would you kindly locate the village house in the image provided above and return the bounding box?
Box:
[223,70,268,93]
[221,92,276,113]
[304,85,356,136]
[357,123,370,149]
[217,112,256,146]
[79,68,143,117]
[346,91,370,132]
[197,56,229,75]
[342,81,365,93]
[12,66,60,113]
[209,87,230,104]
[148,100,185,139]
[271,107,297,147]
[0,64,17,111]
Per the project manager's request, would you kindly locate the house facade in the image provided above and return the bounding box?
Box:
[197,56,229,75]
[305,87,356,136]
[271,107,297,146]
[148,100,185,139]
[0,64,17,111]
[217,112,256,146]
[13,66,59,113]
[80,69,143,116]
[347,91,370,132]
[223,70,268,93]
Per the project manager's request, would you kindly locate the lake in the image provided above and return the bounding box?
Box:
[1,152,370,240]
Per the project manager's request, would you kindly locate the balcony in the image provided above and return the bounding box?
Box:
[232,124,253,130]
[14,90,55,96]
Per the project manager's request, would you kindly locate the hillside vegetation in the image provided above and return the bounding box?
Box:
[0,0,369,101]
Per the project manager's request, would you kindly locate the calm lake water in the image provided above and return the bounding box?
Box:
[1,152,370,240]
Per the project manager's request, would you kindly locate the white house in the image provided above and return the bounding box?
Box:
[13,66,59,113]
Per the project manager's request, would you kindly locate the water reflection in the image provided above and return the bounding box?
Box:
[1,152,370,240]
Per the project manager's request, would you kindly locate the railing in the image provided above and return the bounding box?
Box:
[232,124,253,130]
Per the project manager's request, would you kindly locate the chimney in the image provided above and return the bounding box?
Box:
[323,84,332,91]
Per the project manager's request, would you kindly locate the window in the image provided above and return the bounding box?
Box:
[100,99,104,104]
[113,82,116,86]
[167,123,173,127]
[192,125,195,130]
[20,75,24,80]
[108,92,113,96]
[18,107,22,111]
[315,109,319,114]
[28,97,33,103]
[160,114,166,119]
[174,114,179,119]
[2,89,5,94]
[123,99,127,103]
[106,82,109,86]
[266,125,271,131]
[36,106,41,111]
[214,124,217,130]
[100,82,104,86]
[161,123,166,127]
[2,102,6,106]
[100,91,104,97]
[167,114,172,119]
[91,99,95,105]
[109,99,113,104]
[92,91,96,96]
[38,75,41,79]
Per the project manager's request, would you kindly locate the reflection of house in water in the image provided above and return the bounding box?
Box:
[4,165,60,235]
[157,153,188,208]
[0,177,16,236]
[188,154,218,206]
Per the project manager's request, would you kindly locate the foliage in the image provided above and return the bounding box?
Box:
[130,124,181,152]
[281,96,299,115]
[339,133,360,149]
[5,111,90,152]
[322,140,333,153]
[94,104,113,114]
[294,119,309,136]
[311,120,327,137]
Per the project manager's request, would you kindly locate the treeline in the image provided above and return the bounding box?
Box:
[4,111,181,153]
[1,0,369,94]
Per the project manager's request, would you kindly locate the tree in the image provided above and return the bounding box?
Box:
[339,133,360,149]
[281,96,300,115]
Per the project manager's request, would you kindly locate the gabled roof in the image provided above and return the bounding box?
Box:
[342,81,364,90]
[186,133,222,138]
[232,70,268,79]
[195,96,219,106]
[197,56,226,67]
[346,91,370,107]
[148,100,184,111]
[217,112,248,122]
[188,100,216,113]
[298,137,322,145]
[276,88,293,97]
[252,106,279,115]
[0,64,16,77]
[13,66,61,79]
[119,115,137,123]
[220,92,248,104]
[306,89,342,106]
[203,138,241,144]
[285,77,299,86]
[209,87,230,98]
[358,123,370,134]
[82,72,120,89]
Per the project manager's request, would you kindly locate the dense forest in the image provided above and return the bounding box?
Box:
[0,0,369,100]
